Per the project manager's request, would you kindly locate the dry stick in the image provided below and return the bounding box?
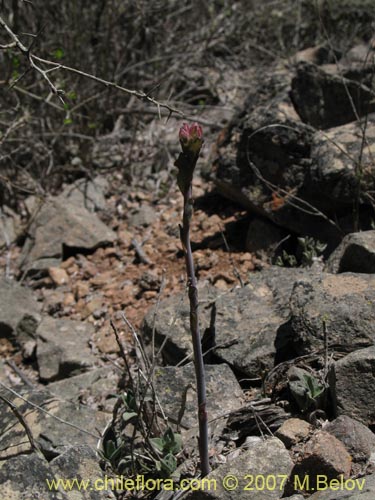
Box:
[175,148,209,477]
[0,14,183,117]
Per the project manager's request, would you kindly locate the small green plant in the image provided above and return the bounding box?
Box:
[100,389,183,480]
[150,428,183,477]
[288,367,327,413]
[275,236,327,267]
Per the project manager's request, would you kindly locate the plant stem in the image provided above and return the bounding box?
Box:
[179,183,210,477]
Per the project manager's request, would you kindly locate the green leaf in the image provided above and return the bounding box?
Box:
[160,453,177,476]
[150,437,164,453]
[63,118,73,126]
[163,428,182,454]
[53,48,64,60]
[122,411,138,422]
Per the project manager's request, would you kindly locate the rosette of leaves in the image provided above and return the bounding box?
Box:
[150,428,183,478]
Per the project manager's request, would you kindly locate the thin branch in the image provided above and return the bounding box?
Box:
[0,14,184,117]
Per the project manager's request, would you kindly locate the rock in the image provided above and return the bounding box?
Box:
[19,187,116,275]
[127,204,157,227]
[0,205,20,247]
[0,386,106,459]
[325,231,375,273]
[48,266,69,286]
[213,267,317,377]
[0,453,66,500]
[144,267,315,377]
[287,273,375,356]
[142,284,220,365]
[214,61,375,250]
[324,416,375,463]
[47,367,118,411]
[308,473,375,500]
[276,418,313,448]
[0,278,41,345]
[290,62,375,129]
[50,445,116,499]
[0,446,115,500]
[309,117,375,211]
[61,176,108,212]
[152,364,243,436]
[334,347,375,426]
[290,431,352,494]
[36,316,96,381]
[184,437,293,500]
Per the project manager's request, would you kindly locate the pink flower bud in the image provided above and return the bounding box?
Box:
[179,122,203,154]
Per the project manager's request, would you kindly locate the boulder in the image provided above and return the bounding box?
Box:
[152,364,243,436]
[308,473,375,500]
[0,278,41,344]
[143,267,316,378]
[325,231,375,273]
[290,61,375,129]
[0,386,106,459]
[0,453,66,500]
[334,346,375,426]
[19,180,116,275]
[142,284,220,365]
[36,317,97,382]
[214,61,375,250]
[184,437,293,500]
[276,418,313,448]
[324,415,375,463]
[289,431,352,494]
[287,273,375,356]
[0,446,115,500]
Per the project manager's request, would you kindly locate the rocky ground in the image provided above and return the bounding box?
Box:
[2,39,375,500]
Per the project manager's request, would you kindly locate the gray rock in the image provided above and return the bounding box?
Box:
[0,386,106,459]
[290,61,375,129]
[19,188,116,274]
[326,231,375,273]
[0,446,115,500]
[309,118,375,210]
[0,278,41,344]
[47,367,118,412]
[152,364,243,435]
[0,205,20,247]
[144,267,316,378]
[61,176,108,212]
[185,437,293,499]
[324,415,375,463]
[142,284,221,365]
[213,267,317,377]
[36,317,97,382]
[288,273,375,356]
[0,453,67,500]
[308,473,375,500]
[214,61,375,250]
[50,445,116,499]
[128,204,157,227]
[334,347,375,426]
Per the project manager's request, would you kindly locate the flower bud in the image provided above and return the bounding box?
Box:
[179,122,203,155]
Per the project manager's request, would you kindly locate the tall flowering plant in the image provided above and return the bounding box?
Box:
[175,122,209,477]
